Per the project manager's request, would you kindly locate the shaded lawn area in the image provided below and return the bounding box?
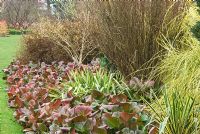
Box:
[0,35,23,134]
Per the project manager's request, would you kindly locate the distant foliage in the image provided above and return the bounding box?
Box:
[0,20,8,36]
[49,0,76,20]
[191,1,200,39]
[191,21,200,40]
[2,0,39,26]
[197,0,200,9]
[9,29,30,35]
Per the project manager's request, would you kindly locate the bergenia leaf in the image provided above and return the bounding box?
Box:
[104,113,120,129]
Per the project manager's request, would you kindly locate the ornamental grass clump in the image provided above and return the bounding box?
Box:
[149,3,200,95]
[147,5,200,133]
[157,45,200,93]
[86,0,189,77]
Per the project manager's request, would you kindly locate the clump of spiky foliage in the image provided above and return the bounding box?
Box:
[49,67,125,98]
[146,90,200,134]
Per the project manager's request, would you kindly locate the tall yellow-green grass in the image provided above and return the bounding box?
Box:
[147,3,200,133]
[155,4,200,95]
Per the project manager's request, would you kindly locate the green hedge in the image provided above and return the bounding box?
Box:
[9,29,30,35]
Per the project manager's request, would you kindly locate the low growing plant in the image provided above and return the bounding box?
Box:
[49,64,160,102]
[3,61,156,133]
[50,67,125,98]
[128,77,162,101]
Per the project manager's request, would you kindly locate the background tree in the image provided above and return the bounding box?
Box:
[49,0,76,20]
[1,0,39,26]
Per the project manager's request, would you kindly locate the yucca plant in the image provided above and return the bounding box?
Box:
[146,90,200,134]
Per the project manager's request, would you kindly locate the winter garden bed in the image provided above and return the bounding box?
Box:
[3,61,157,134]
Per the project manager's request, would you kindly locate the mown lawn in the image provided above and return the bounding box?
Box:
[0,35,23,134]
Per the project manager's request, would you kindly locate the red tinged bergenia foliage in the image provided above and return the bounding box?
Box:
[3,61,158,134]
